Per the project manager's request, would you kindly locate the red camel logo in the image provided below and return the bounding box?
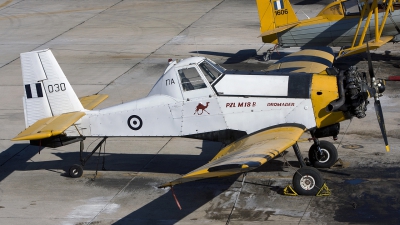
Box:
[194,102,210,115]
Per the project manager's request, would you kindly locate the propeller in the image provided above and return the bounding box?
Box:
[366,42,390,152]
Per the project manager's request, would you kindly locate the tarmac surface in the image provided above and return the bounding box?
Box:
[0,0,400,224]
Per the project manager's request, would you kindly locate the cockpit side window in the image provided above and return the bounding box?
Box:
[178,67,207,91]
[199,61,223,83]
[343,0,360,15]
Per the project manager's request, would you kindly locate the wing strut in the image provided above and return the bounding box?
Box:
[339,0,395,57]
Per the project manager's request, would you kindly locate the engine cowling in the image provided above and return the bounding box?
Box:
[327,66,385,119]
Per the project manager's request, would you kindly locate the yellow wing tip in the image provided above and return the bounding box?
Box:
[386,145,390,152]
[12,132,52,141]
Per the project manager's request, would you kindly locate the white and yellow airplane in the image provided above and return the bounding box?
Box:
[256,0,400,57]
[12,48,387,195]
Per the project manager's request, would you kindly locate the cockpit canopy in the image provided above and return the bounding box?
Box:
[147,57,225,100]
[317,0,363,17]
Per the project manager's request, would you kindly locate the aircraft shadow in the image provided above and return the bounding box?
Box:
[113,177,240,224]
[5,142,399,223]
[333,51,400,70]
[0,140,292,184]
[0,141,297,224]
[0,144,43,183]
[194,47,400,74]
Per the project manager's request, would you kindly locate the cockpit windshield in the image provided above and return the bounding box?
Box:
[198,59,225,83]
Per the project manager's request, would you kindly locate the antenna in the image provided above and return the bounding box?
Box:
[195,36,199,56]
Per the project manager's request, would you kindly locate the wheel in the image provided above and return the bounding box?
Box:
[263,52,271,61]
[69,164,83,178]
[308,140,338,168]
[292,167,324,196]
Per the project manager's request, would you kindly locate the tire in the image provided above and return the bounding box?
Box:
[69,164,83,178]
[292,167,324,196]
[308,140,338,168]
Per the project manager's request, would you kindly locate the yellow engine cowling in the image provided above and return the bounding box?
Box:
[310,71,347,129]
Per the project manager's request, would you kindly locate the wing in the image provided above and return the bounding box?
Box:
[160,124,306,187]
[258,22,300,37]
[338,0,394,58]
[12,112,85,141]
[79,94,108,110]
[338,36,393,58]
[266,47,334,74]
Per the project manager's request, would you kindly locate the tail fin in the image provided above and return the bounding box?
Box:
[256,0,299,43]
[21,49,84,127]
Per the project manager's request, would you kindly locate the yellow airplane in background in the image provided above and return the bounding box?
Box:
[256,0,400,58]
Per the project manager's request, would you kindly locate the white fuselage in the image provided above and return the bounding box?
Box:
[67,57,317,138]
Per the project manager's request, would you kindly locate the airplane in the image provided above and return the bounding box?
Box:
[256,0,400,58]
[12,47,388,196]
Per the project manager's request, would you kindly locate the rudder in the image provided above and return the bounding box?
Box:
[256,0,299,43]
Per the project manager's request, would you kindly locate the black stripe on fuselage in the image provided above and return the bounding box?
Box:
[287,73,312,98]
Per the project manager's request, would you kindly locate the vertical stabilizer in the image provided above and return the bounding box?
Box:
[256,0,299,43]
[21,49,84,127]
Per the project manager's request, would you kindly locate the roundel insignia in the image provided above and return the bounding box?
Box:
[127,115,143,130]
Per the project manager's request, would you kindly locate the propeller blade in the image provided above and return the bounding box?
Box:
[366,42,375,85]
[374,100,390,152]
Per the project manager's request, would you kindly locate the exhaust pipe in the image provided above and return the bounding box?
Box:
[326,72,345,112]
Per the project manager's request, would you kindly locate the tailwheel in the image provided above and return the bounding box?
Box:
[69,164,83,178]
[292,166,324,196]
[308,140,338,168]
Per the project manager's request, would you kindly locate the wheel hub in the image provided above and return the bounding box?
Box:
[71,169,78,176]
[316,149,330,163]
[300,175,315,190]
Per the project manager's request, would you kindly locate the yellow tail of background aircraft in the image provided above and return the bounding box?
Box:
[256,0,400,57]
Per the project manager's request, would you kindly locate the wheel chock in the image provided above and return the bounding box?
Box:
[283,185,298,196]
[332,158,343,168]
[316,183,331,196]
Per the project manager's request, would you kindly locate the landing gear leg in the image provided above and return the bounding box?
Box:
[68,137,108,178]
[308,132,338,168]
[263,44,279,61]
[291,143,324,195]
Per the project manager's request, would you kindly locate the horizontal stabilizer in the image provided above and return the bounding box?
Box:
[12,112,85,141]
[160,124,305,187]
[79,94,108,110]
[258,22,300,37]
[338,36,393,58]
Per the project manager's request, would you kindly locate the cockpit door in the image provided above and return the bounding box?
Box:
[176,66,214,100]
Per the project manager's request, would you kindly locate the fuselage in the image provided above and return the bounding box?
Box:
[66,57,347,143]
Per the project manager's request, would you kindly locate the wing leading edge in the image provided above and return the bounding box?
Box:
[160,124,306,188]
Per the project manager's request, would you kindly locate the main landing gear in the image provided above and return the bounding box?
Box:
[68,137,108,178]
[289,129,339,195]
[308,131,338,168]
[291,143,324,195]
